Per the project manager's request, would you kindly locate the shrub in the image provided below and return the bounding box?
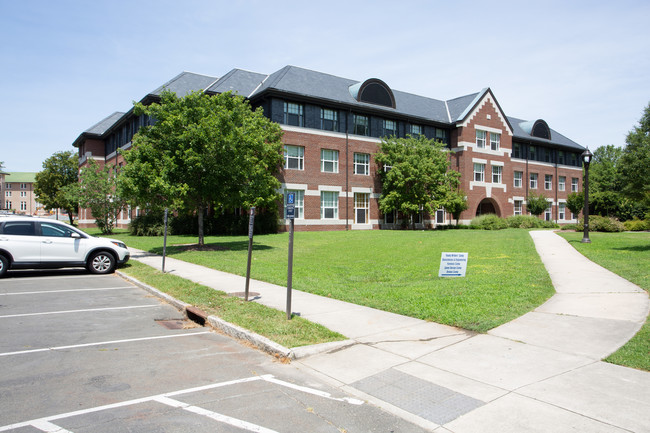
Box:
[129,212,167,236]
[623,218,649,231]
[470,214,509,230]
[561,223,580,231]
[580,215,624,232]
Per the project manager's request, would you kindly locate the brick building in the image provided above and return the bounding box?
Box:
[72,66,585,229]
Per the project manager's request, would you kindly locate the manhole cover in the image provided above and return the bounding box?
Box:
[229,292,260,298]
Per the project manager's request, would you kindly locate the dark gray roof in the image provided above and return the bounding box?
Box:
[85,111,125,135]
[249,65,450,123]
[509,116,584,151]
[206,69,267,97]
[447,92,482,122]
[147,71,218,98]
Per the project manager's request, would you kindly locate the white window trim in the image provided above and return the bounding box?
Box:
[320,149,339,173]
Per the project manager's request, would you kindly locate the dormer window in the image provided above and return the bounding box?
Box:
[349,78,396,108]
[283,102,304,127]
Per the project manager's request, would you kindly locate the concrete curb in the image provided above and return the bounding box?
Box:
[116,270,296,360]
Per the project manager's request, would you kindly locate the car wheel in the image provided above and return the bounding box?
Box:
[87,251,116,274]
[0,254,8,277]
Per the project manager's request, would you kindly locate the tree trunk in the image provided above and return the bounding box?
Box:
[197,204,204,246]
[67,210,74,226]
[411,214,415,230]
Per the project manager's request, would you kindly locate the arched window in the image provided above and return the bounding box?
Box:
[349,79,396,108]
[531,120,551,140]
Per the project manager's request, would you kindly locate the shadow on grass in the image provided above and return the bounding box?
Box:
[613,245,650,252]
[149,240,274,255]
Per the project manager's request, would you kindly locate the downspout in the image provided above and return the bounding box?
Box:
[345,110,350,230]
[555,151,559,223]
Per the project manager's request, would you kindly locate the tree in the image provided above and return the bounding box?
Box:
[444,190,468,226]
[375,135,461,229]
[566,192,584,219]
[619,102,650,207]
[526,192,549,217]
[34,150,79,224]
[67,160,125,234]
[589,145,623,217]
[119,90,284,245]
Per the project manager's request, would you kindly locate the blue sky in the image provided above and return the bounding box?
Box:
[1,0,649,172]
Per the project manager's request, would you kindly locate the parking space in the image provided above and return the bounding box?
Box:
[0,271,428,432]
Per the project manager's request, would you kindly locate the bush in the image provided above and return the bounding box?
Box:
[561,223,580,231]
[580,215,624,232]
[470,214,509,230]
[130,212,167,236]
[623,218,649,231]
[506,215,558,229]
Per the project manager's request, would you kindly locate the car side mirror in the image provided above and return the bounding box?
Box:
[71,233,82,239]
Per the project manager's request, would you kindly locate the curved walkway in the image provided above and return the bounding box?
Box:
[130,230,650,432]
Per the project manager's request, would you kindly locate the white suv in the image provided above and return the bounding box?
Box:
[0,215,129,277]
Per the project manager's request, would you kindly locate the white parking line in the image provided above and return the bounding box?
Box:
[0,287,134,296]
[31,420,73,433]
[0,374,364,432]
[0,331,213,357]
[155,396,278,433]
[0,304,160,319]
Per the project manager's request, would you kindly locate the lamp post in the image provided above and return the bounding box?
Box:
[581,147,593,243]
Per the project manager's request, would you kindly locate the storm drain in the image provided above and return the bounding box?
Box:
[352,368,484,425]
[155,319,190,330]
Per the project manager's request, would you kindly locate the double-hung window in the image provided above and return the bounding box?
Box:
[514,200,523,216]
[544,202,552,221]
[559,176,566,191]
[354,153,370,175]
[283,102,304,126]
[545,174,553,190]
[530,173,538,189]
[20,201,27,211]
[571,177,579,192]
[320,108,338,131]
[383,119,397,137]
[284,190,304,219]
[490,133,500,151]
[514,171,523,188]
[474,163,485,182]
[476,130,486,148]
[284,145,304,170]
[20,191,27,197]
[409,124,422,137]
[5,191,10,197]
[559,203,566,220]
[321,149,339,173]
[321,191,338,219]
[20,183,27,190]
[353,114,369,136]
[492,165,502,184]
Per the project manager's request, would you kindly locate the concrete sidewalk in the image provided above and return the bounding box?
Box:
[129,230,650,432]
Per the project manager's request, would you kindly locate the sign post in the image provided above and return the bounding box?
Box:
[286,193,295,320]
[162,208,169,273]
[244,207,255,301]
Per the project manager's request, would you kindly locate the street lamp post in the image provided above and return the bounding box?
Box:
[581,147,593,243]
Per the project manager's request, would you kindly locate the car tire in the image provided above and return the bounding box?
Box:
[87,251,116,274]
[0,254,8,277]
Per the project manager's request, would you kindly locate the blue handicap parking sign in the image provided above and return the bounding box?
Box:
[287,192,295,205]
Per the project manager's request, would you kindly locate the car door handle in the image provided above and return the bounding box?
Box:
[42,240,53,244]
[0,237,7,241]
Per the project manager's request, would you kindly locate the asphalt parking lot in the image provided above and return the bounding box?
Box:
[0,270,428,432]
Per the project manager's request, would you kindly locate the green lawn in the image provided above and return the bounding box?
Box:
[118,261,344,349]
[558,231,650,371]
[106,229,555,333]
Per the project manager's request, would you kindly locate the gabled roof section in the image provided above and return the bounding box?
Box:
[206,69,267,97]
[446,91,482,122]
[146,71,218,99]
[249,65,449,123]
[509,117,584,151]
[72,111,125,148]
[452,88,514,135]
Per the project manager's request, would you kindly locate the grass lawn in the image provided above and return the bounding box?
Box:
[104,228,555,333]
[558,231,650,371]
[118,260,345,349]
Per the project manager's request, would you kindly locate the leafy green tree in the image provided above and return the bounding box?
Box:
[66,160,125,234]
[526,192,549,217]
[589,145,623,217]
[119,90,284,245]
[444,190,468,225]
[620,103,650,207]
[375,135,460,229]
[566,192,584,219]
[34,150,79,224]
